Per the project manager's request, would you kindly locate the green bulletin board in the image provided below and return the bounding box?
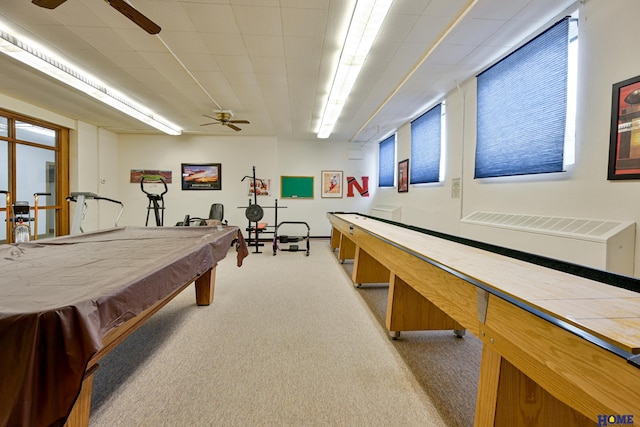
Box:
[280,176,314,199]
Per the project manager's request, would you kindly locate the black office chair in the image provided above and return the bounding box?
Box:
[209,203,226,224]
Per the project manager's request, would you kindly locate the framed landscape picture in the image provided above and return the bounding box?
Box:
[181,163,221,190]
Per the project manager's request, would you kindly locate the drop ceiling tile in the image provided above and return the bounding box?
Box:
[280,0,330,9]
[67,27,132,51]
[376,13,420,44]
[215,55,255,74]
[514,0,575,24]
[191,71,229,89]
[281,7,327,37]
[98,50,152,68]
[243,35,285,57]
[178,54,221,72]
[227,72,260,87]
[182,3,240,34]
[424,0,474,18]
[470,0,531,20]
[405,14,455,44]
[447,17,506,46]
[428,42,478,65]
[201,33,247,56]
[135,1,195,32]
[256,73,288,88]
[138,52,184,70]
[233,5,282,36]
[116,29,168,52]
[390,0,430,16]
[285,57,320,78]
[160,31,210,55]
[250,57,287,75]
[283,36,323,59]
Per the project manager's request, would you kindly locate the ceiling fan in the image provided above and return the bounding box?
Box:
[201,111,250,132]
[32,0,161,35]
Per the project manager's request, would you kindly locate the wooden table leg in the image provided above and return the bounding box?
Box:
[195,266,216,306]
[330,227,341,251]
[386,273,463,336]
[352,247,390,286]
[64,364,99,427]
[338,234,356,262]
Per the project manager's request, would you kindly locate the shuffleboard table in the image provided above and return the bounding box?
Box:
[0,225,248,427]
[328,212,640,427]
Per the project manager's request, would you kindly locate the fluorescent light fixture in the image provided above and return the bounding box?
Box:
[0,25,181,135]
[317,0,393,139]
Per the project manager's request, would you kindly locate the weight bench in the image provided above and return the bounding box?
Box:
[272,221,310,256]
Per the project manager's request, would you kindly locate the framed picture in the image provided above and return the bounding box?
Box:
[321,170,343,198]
[398,159,409,192]
[181,163,221,190]
[608,75,640,179]
[248,178,271,196]
[130,169,172,183]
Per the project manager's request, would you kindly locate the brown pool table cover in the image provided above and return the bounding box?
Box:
[0,226,248,427]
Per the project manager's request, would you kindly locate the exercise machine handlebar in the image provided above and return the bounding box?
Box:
[67,192,125,233]
[140,176,168,196]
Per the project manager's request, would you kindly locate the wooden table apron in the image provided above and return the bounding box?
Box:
[328,213,640,426]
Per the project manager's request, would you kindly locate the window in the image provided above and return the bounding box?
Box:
[378,134,396,187]
[0,110,68,243]
[411,103,443,184]
[475,17,576,178]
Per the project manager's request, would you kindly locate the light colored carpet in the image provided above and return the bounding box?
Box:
[90,239,479,426]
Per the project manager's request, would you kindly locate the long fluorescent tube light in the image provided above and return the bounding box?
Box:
[0,25,181,135]
[317,0,392,139]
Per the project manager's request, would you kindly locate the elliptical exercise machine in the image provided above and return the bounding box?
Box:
[141,176,168,226]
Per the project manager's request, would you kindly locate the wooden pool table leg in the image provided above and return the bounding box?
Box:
[64,364,98,427]
[195,266,217,306]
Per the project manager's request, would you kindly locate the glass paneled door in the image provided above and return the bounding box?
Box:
[1,111,67,243]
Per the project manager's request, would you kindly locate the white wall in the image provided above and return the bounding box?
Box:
[372,0,640,276]
[113,135,375,236]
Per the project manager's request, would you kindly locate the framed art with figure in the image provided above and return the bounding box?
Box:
[321,170,343,198]
[608,75,640,180]
[398,159,409,192]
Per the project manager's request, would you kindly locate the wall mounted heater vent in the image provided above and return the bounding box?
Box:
[461,211,636,276]
[370,205,401,221]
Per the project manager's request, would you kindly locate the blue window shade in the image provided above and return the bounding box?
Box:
[411,104,441,184]
[378,135,395,187]
[475,18,569,178]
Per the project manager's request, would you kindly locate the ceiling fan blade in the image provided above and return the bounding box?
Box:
[106,0,161,34]
[200,122,218,126]
[32,0,68,9]
[202,114,221,121]
[227,123,242,132]
[229,120,250,124]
